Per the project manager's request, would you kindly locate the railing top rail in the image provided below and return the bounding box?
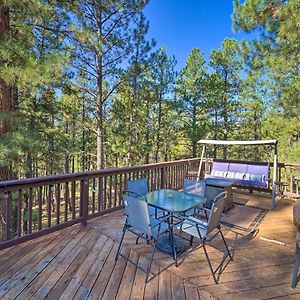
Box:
[0,157,201,192]
[1,157,298,193]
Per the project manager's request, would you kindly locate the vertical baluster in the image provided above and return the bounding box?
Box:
[119,174,123,206]
[179,165,182,188]
[176,165,178,189]
[56,184,61,225]
[108,176,112,209]
[71,181,76,219]
[98,177,103,211]
[28,188,33,233]
[165,167,168,188]
[124,173,128,194]
[173,165,175,189]
[173,166,176,189]
[150,169,154,191]
[38,186,42,231]
[284,169,287,193]
[104,177,107,210]
[92,178,96,213]
[48,185,52,227]
[114,175,117,207]
[64,182,69,222]
[290,168,293,193]
[80,179,89,227]
[17,190,22,237]
[5,192,11,240]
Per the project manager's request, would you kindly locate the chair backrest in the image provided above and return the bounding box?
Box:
[206,191,227,234]
[123,194,152,236]
[183,179,206,196]
[127,178,148,196]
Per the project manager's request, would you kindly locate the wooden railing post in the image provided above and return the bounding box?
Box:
[161,166,166,189]
[80,179,89,227]
[4,191,11,241]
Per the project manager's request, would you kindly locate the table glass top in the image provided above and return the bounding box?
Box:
[146,189,206,213]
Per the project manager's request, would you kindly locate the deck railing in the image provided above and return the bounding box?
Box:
[0,158,200,249]
[0,157,299,249]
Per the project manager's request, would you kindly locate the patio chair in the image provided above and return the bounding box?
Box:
[178,191,233,283]
[115,194,169,282]
[126,178,163,218]
[183,178,206,216]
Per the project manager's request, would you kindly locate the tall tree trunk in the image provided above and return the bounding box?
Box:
[126,74,138,167]
[145,98,150,164]
[222,72,228,160]
[192,102,197,158]
[0,6,12,240]
[64,120,69,173]
[214,108,217,158]
[96,13,104,170]
[126,115,134,167]
[81,97,86,171]
[154,91,162,163]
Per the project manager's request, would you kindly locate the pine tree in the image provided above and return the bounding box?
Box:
[175,49,208,158]
[148,48,176,162]
[209,38,243,159]
[233,0,300,160]
[69,0,148,169]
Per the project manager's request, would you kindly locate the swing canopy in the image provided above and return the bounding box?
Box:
[197,139,277,146]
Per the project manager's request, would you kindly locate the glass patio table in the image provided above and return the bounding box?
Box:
[145,189,206,262]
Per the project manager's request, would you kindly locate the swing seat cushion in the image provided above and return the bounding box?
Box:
[205,162,269,188]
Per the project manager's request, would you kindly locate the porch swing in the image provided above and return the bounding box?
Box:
[196,139,279,209]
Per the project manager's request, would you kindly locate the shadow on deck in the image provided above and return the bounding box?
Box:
[0,191,299,300]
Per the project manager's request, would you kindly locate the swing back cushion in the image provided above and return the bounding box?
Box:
[206,162,269,188]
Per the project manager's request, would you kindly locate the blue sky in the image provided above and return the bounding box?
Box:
[144,0,251,70]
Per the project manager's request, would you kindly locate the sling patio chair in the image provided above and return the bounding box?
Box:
[126,177,164,218]
[115,193,170,282]
[177,191,233,283]
[183,178,207,217]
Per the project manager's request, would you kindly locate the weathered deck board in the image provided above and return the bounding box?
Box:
[0,192,299,299]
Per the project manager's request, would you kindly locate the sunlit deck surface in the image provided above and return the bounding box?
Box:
[1,191,300,300]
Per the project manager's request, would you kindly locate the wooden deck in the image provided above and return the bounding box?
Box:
[0,191,300,299]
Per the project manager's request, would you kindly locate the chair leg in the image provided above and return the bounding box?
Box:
[202,242,218,284]
[145,240,157,283]
[168,220,178,267]
[291,244,300,288]
[190,235,194,246]
[115,223,127,261]
[219,229,233,260]
[136,233,143,244]
[204,210,208,221]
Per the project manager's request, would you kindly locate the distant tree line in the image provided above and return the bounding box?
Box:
[0,0,299,182]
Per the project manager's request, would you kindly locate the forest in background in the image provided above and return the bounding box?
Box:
[0,0,299,181]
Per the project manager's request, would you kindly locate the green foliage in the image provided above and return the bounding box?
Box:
[174,49,208,157]
[233,0,300,162]
[0,0,299,183]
